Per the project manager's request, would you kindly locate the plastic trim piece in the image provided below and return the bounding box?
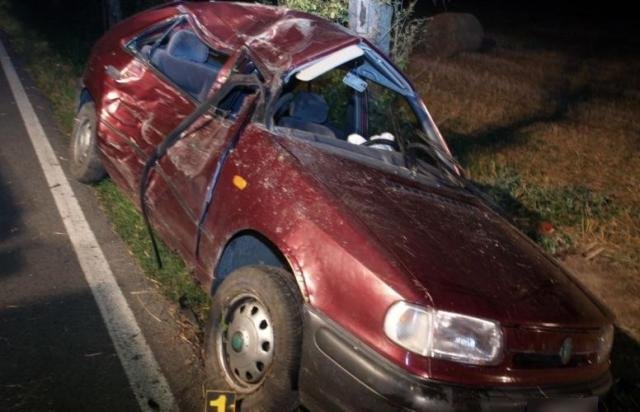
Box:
[295,45,364,81]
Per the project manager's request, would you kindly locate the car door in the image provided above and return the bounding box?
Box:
[147,70,262,264]
[99,16,231,191]
[97,17,198,196]
[100,18,255,261]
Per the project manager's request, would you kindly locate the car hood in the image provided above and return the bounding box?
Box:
[282,139,608,327]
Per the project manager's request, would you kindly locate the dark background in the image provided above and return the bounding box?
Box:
[7,0,640,65]
[419,0,640,56]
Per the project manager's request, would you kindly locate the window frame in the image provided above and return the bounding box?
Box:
[124,15,231,106]
[267,44,459,178]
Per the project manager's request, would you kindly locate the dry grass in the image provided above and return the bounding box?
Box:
[409,24,640,322]
[408,28,640,291]
[408,27,640,408]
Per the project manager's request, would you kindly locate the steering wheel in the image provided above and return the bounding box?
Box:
[362,138,400,151]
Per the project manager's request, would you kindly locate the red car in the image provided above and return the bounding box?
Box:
[71,2,614,410]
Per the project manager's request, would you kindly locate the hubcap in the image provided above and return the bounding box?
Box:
[219,295,274,387]
[73,119,92,163]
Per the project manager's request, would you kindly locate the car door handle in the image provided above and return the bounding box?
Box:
[105,65,122,81]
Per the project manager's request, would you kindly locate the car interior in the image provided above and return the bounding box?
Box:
[272,60,415,168]
[274,91,352,140]
[143,29,223,102]
[137,27,259,118]
[268,46,460,178]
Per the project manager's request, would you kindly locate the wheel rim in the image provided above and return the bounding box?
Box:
[73,119,92,163]
[218,294,275,390]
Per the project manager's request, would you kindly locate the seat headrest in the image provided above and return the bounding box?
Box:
[168,30,209,63]
[290,92,329,124]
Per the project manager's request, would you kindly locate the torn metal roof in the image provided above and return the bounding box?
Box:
[179,1,361,75]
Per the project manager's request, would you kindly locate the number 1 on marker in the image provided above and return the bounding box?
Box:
[209,394,226,412]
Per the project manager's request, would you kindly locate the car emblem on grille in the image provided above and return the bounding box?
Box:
[559,338,573,365]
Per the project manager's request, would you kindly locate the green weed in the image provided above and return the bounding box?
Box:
[95,180,210,318]
[468,161,618,254]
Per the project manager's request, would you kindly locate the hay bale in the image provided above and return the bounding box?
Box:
[421,13,485,57]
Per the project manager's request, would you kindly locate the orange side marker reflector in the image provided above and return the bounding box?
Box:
[233,175,247,190]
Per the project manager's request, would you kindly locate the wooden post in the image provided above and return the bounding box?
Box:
[348,0,393,54]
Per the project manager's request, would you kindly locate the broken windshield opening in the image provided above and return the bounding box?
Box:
[274,45,461,184]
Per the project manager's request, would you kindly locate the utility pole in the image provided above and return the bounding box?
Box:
[348,0,393,55]
[103,0,123,29]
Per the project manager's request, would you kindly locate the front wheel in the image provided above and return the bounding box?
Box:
[204,266,303,411]
[70,101,105,183]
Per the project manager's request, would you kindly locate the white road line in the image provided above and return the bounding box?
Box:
[0,40,176,411]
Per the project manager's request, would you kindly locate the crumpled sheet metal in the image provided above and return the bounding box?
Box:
[180,2,359,76]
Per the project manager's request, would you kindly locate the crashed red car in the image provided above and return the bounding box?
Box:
[71,1,614,410]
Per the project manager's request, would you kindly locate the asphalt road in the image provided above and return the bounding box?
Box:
[0,35,205,411]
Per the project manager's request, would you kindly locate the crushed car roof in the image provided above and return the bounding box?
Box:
[178,1,361,74]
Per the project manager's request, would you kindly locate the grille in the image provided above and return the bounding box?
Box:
[512,352,595,369]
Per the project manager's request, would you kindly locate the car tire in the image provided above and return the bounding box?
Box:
[205,266,303,411]
[70,101,105,183]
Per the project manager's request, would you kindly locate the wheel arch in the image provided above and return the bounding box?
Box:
[212,230,308,300]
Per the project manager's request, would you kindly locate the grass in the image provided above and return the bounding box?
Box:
[0,0,210,318]
[96,180,210,319]
[468,161,619,255]
[408,23,640,288]
[0,1,79,131]
[408,16,640,409]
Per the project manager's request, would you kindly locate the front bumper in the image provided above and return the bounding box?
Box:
[298,307,612,411]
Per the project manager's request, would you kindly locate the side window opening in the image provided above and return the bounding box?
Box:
[274,59,421,146]
[130,19,229,102]
[366,83,422,153]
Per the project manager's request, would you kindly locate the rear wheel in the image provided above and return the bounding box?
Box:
[205,266,303,411]
[70,101,105,183]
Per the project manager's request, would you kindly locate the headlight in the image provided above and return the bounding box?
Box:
[596,324,614,363]
[384,301,503,366]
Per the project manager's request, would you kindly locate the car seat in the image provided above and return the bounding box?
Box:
[150,30,222,101]
[277,92,339,139]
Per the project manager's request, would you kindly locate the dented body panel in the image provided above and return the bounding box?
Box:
[82,0,612,400]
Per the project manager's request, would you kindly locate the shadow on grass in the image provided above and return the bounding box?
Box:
[444,117,548,238]
[447,73,591,165]
[467,179,545,239]
[443,59,601,251]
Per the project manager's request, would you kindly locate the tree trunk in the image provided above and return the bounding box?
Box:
[103,0,123,29]
[348,0,393,54]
